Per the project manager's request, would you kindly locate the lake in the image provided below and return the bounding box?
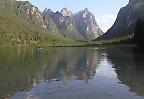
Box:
[0,46,144,99]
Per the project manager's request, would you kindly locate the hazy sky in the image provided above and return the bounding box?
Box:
[19,0,129,32]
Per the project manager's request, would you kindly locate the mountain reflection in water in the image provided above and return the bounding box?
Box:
[0,47,144,99]
[107,47,144,96]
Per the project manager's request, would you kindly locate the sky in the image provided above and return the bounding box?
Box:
[18,0,129,32]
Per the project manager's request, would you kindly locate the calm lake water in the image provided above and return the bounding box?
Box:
[0,46,144,99]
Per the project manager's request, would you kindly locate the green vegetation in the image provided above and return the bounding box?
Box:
[0,0,79,47]
[0,6,135,47]
[0,0,138,47]
[78,34,134,47]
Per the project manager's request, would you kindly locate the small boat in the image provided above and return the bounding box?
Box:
[33,47,44,51]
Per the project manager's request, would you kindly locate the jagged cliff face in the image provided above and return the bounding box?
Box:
[99,0,144,39]
[43,8,85,40]
[43,9,58,34]
[15,1,103,40]
[16,1,46,28]
[74,8,103,39]
[60,8,73,17]
[43,8,103,40]
[129,0,144,6]
[43,8,83,39]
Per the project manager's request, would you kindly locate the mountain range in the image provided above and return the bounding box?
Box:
[16,1,103,40]
[1,0,144,45]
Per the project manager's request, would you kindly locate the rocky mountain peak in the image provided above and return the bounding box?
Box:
[84,8,89,12]
[15,1,103,40]
[74,8,103,39]
[60,8,73,17]
[129,0,144,3]
[80,8,93,18]
[43,8,54,16]
[129,0,134,3]
[128,0,144,8]
[44,8,52,13]
[99,0,144,39]
[16,1,46,28]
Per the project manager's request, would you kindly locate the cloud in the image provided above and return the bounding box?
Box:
[96,15,117,32]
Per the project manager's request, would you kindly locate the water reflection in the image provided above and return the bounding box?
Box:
[0,47,144,99]
[107,46,144,96]
[0,47,38,99]
[0,47,103,98]
[41,48,102,84]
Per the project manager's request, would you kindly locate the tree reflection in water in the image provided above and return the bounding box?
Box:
[0,47,144,99]
[107,46,144,96]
